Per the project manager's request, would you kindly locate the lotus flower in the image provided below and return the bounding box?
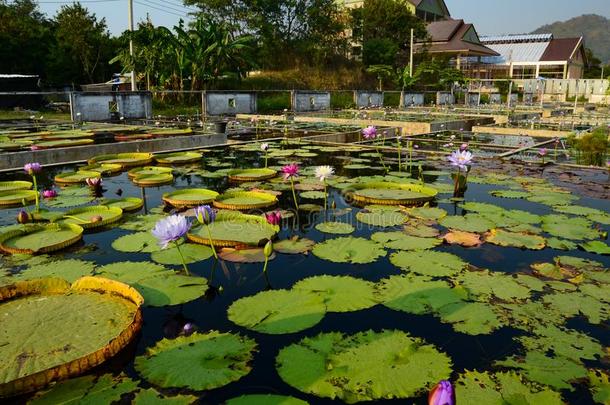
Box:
[24,162,42,175]
[429,380,455,405]
[362,126,377,139]
[448,150,473,170]
[281,163,300,180]
[315,165,335,182]
[195,205,216,225]
[17,210,30,224]
[86,178,102,188]
[264,240,273,258]
[151,215,191,249]
[261,143,269,152]
[265,211,282,226]
[41,189,57,199]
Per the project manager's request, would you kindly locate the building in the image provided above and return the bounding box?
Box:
[338,0,450,21]
[416,19,500,69]
[476,34,586,80]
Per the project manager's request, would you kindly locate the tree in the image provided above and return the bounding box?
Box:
[49,3,116,84]
[366,64,394,91]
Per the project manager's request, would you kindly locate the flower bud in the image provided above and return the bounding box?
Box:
[263,240,273,258]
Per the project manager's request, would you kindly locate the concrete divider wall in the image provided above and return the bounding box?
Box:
[466,93,480,106]
[71,92,152,122]
[354,91,384,108]
[489,93,502,104]
[0,134,227,171]
[204,92,257,116]
[402,93,424,107]
[436,92,455,105]
[291,91,331,112]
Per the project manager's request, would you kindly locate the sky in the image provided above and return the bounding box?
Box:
[36,0,610,36]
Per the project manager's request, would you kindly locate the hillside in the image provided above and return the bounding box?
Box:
[531,14,610,63]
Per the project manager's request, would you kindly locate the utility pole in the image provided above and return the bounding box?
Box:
[409,28,414,77]
[128,0,137,91]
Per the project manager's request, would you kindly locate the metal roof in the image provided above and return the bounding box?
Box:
[0,74,39,78]
[481,33,553,44]
[481,41,550,64]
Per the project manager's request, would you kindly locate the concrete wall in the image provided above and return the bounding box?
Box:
[520,79,609,98]
[354,91,384,108]
[402,93,424,107]
[523,93,535,104]
[436,92,454,105]
[508,94,519,105]
[466,93,480,106]
[291,91,331,112]
[71,92,152,122]
[0,134,226,171]
[471,126,572,138]
[489,93,502,104]
[204,92,257,116]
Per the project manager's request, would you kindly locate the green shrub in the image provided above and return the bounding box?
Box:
[568,126,609,166]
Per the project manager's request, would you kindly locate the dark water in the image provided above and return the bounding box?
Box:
[1,143,608,404]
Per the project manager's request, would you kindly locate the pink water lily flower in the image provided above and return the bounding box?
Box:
[86,178,103,188]
[281,163,300,180]
[429,380,455,405]
[265,211,282,226]
[539,148,548,156]
[362,126,377,139]
[41,189,58,199]
[24,162,42,175]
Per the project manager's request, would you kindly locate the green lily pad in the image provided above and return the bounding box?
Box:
[541,215,601,241]
[226,394,308,405]
[0,180,32,192]
[273,237,316,254]
[4,259,95,284]
[61,206,123,229]
[457,270,533,302]
[44,186,95,208]
[154,151,202,164]
[293,275,378,312]
[580,240,610,255]
[132,388,198,405]
[0,189,37,206]
[527,192,577,206]
[543,292,609,324]
[188,212,278,247]
[588,370,610,405]
[276,330,452,403]
[300,191,326,200]
[496,352,587,391]
[439,214,495,233]
[490,190,530,199]
[390,250,467,276]
[151,243,214,265]
[101,197,143,212]
[112,232,162,253]
[438,301,503,335]
[135,331,256,391]
[403,222,440,237]
[54,170,101,185]
[162,188,219,208]
[228,289,326,334]
[312,237,386,264]
[96,261,207,307]
[546,238,578,251]
[455,370,563,405]
[371,231,441,250]
[347,182,437,205]
[0,223,83,255]
[227,168,277,182]
[485,229,546,250]
[405,206,447,220]
[29,374,138,405]
[119,214,166,231]
[519,324,604,363]
[315,222,355,235]
[356,206,409,227]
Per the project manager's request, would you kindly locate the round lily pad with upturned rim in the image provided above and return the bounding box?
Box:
[132,172,174,187]
[128,166,173,179]
[33,139,94,149]
[54,170,101,185]
[0,223,84,255]
[0,277,143,397]
[154,151,202,165]
[228,168,277,182]
[346,182,437,206]
[276,330,452,403]
[78,163,123,175]
[162,188,219,208]
[213,191,277,211]
[188,211,278,247]
[0,189,37,207]
[0,181,32,192]
[228,289,326,334]
[61,206,123,229]
[134,331,256,391]
[101,197,143,212]
[88,153,153,168]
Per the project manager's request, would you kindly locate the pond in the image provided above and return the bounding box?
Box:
[0,139,608,404]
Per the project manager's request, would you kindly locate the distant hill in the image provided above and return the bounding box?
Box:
[531,14,610,63]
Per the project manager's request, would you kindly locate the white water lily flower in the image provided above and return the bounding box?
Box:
[261,143,269,152]
[315,165,335,182]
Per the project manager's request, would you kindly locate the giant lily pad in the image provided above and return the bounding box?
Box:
[88,153,153,168]
[188,211,278,247]
[346,182,437,206]
[0,189,37,207]
[293,275,378,312]
[128,166,173,178]
[132,172,174,187]
[54,171,101,185]
[0,181,32,192]
[162,188,219,208]
[455,371,563,404]
[101,197,143,212]
[154,151,202,165]
[213,191,277,211]
[61,206,123,229]
[228,289,326,334]
[1,259,95,285]
[134,331,256,391]
[0,277,143,397]
[228,168,277,182]
[43,186,94,208]
[276,330,452,403]
[390,250,467,276]
[0,223,83,255]
[29,374,138,405]
[226,394,308,405]
[96,261,208,307]
[312,237,386,264]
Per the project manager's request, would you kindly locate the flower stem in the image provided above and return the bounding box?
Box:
[323,182,327,212]
[32,175,39,212]
[174,241,189,275]
[262,256,269,274]
[375,145,389,173]
[290,178,299,211]
[453,168,461,196]
[397,143,402,172]
[264,151,268,168]
[206,224,218,260]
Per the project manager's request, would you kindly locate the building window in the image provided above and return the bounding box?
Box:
[512,66,536,79]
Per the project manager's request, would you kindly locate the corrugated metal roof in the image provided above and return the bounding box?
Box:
[481,41,550,64]
[481,33,553,44]
[0,74,39,78]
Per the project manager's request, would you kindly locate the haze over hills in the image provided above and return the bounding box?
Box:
[531,14,610,63]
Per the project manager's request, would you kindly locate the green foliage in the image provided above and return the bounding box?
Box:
[567,127,609,166]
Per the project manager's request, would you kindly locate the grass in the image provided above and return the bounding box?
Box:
[0,110,71,121]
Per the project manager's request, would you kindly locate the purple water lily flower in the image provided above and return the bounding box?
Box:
[41,189,58,199]
[362,126,377,139]
[539,148,548,156]
[17,210,30,224]
[428,380,455,405]
[195,205,216,225]
[151,215,191,249]
[281,163,300,180]
[448,150,473,170]
[24,162,42,175]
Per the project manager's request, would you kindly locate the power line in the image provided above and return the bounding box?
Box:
[133,0,187,18]
[143,0,195,15]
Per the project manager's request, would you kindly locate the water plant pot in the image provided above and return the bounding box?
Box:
[214,121,228,134]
